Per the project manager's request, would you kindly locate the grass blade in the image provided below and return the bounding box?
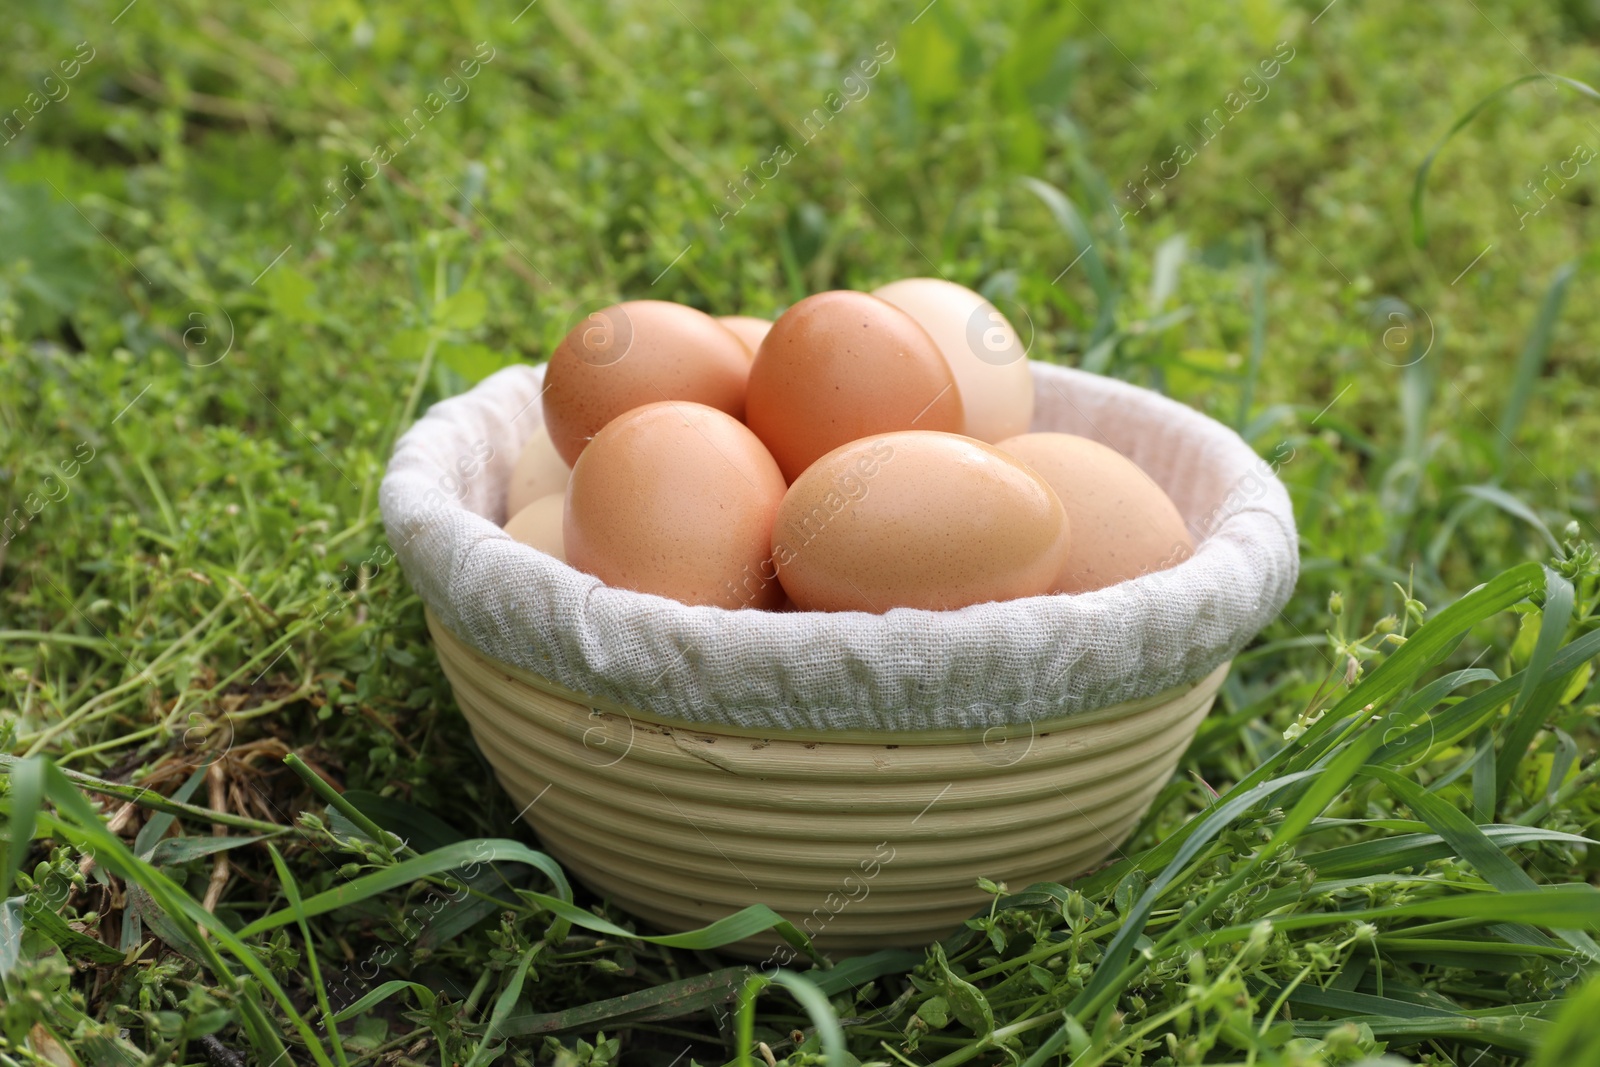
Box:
[1411,73,1600,246]
[465,948,538,1067]
[495,966,751,1037]
[238,838,819,959]
[1236,227,1267,429]
[1348,668,1499,771]
[1547,727,1580,807]
[146,835,266,866]
[16,895,125,965]
[1300,825,1594,878]
[1473,737,1498,824]
[732,972,845,1067]
[1365,766,1599,959]
[338,789,466,853]
[1264,982,1460,1020]
[491,944,924,1039]
[1498,262,1577,462]
[265,843,349,1067]
[0,755,283,834]
[1226,887,1600,932]
[417,862,532,950]
[1495,567,1575,807]
[1371,626,1600,766]
[283,753,398,858]
[1461,485,1562,554]
[1021,176,1117,343]
[132,765,209,859]
[1284,564,1544,775]
[1538,970,1600,1066]
[1290,1013,1543,1054]
[1147,233,1186,316]
[328,979,435,1024]
[1,754,43,898]
[236,839,571,937]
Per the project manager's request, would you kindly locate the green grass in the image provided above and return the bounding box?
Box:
[3,0,1600,1063]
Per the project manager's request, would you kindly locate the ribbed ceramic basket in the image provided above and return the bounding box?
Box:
[429,611,1227,955]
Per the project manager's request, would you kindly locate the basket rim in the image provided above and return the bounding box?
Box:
[428,605,1232,745]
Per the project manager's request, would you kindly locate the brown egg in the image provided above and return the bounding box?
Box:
[565,401,787,609]
[996,433,1193,593]
[505,426,571,517]
[504,493,566,561]
[773,431,1070,612]
[872,278,1035,443]
[717,315,772,360]
[745,291,963,482]
[542,301,751,466]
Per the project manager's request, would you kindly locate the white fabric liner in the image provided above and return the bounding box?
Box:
[379,361,1298,733]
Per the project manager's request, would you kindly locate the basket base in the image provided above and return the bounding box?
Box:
[428,610,1227,957]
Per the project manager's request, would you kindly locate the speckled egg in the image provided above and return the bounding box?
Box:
[773,431,1070,612]
[745,291,963,482]
[542,300,751,466]
[565,401,787,609]
[997,432,1193,593]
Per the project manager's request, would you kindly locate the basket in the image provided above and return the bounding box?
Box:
[380,359,1298,954]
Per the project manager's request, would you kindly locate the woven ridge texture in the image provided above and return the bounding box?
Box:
[378,361,1298,732]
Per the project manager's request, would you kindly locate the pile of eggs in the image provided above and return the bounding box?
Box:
[502,279,1193,613]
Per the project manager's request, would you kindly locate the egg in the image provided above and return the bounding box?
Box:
[565,401,787,609]
[505,426,571,516]
[996,433,1193,593]
[504,493,566,561]
[745,291,963,482]
[873,278,1034,443]
[773,431,1070,612]
[541,300,750,466]
[717,315,772,360]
